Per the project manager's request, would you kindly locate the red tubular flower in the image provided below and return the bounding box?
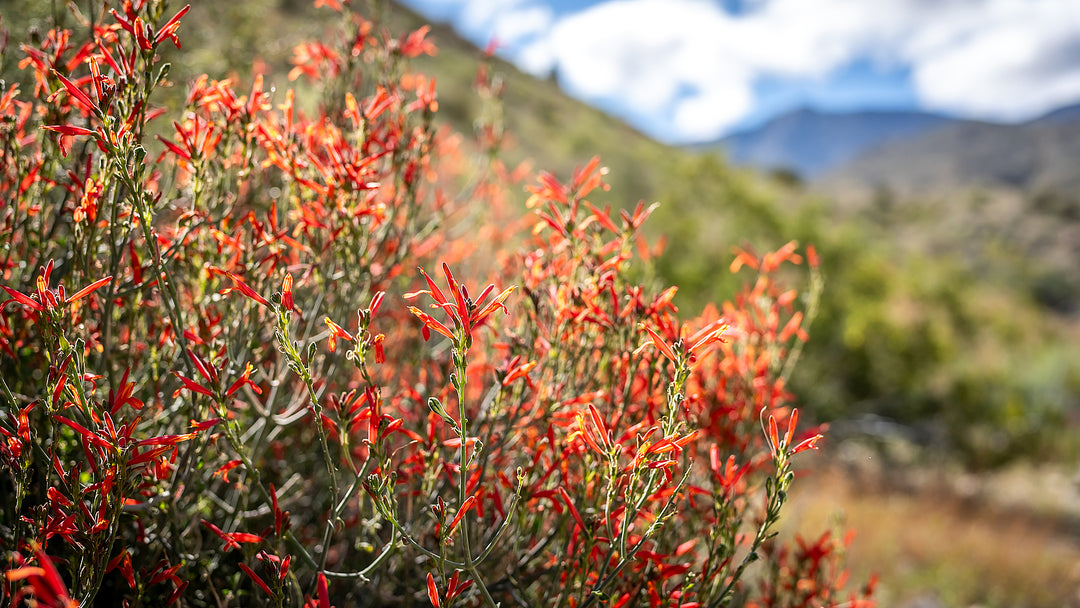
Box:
[501,358,537,387]
[106,550,136,591]
[767,414,781,456]
[239,562,272,597]
[67,275,113,303]
[2,263,112,314]
[324,317,354,352]
[49,69,99,116]
[316,573,330,608]
[445,494,477,539]
[649,430,699,455]
[572,403,613,455]
[214,460,243,482]
[399,25,437,58]
[574,411,605,455]
[686,319,729,358]
[190,418,223,432]
[557,486,586,531]
[364,86,395,121]
[406,307,454,342]
[779,311,809,343]
[710,447,749,489]
[219,271,270,308]
[42,124,95,137]
[766,408,824,458]
[1,285,45,312]
[408,75,438,112]
[426,572,441,608]
[526,171,567,207]
[155,5,191,49]
[269,484,284,535]
[280,273,294,312]
[405,263,515,345]
[370,333,385,364]
[789,433,823,456]
[54,415,112,451]
[585,201,621,234]
[158,116,222,164]
[156,134,190,162]
[200,520,263,551]
[571,155,610,199]
[729,245,760,273]
[807,243,820,268]
[761,240,802,273]
[471,281,518,328]
[187,348,218,386]
[225,362,262,397]
[635,323,678,363]
[173,375,212,399]
[445,570,474,605]
[5,547,78,608]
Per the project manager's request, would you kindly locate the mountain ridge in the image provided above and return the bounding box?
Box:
[710,107,958,177]
[711,103,1080,185]
[820,102,1080,197]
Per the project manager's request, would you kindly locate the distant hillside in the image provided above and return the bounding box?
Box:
[713,108,955,178]
[816,103,1080,319]
[821,103,1080,197]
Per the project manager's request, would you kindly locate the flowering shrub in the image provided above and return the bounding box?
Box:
[0,2,874,606]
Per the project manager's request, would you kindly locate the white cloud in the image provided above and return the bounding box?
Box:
[500,0,923,141]
[415,0,1080,142]
[902,0,1080,120]
[514,0,760,142]
[492,5,553,43]
[674,85,753,141]
[432,0,546,44]
[515,36,556,76]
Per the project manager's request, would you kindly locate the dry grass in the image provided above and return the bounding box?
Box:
[782,459,1080,608]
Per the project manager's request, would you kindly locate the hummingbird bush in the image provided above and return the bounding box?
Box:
[0,1,874,606]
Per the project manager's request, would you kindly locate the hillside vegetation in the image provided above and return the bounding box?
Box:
[401,0,1080,468]
[5,0,1078,467]
[822,104,1080,196]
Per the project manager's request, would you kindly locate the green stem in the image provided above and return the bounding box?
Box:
[708,461,791,608]
[451,343,498,608]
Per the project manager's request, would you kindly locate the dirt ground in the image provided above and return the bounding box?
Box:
[782,443,1080,608]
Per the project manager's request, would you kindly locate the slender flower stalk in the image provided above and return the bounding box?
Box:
[405,263,516,608]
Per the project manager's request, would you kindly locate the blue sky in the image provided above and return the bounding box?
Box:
[397,0,1080,144]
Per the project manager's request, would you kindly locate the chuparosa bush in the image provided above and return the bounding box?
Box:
[0,1,874,606]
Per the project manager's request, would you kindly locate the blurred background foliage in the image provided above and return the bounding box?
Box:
[3,0,1077,471]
